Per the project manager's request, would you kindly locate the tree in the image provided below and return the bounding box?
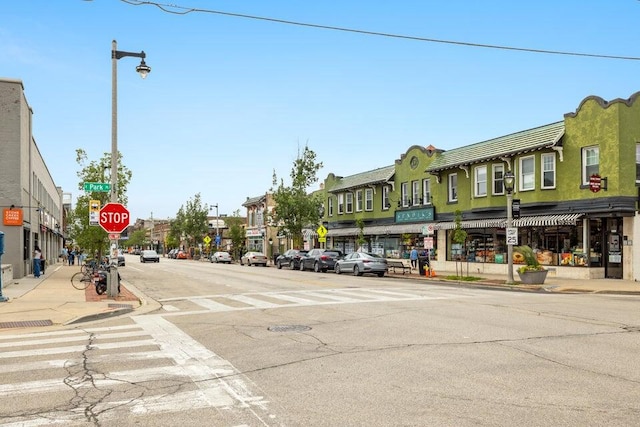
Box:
[355,218,367,251]
[170,193,209,255]
[270,145,324,249]
[125,229,147,249]
[68,149,132,258]
[452,210,468,277]
[225,210,246,260]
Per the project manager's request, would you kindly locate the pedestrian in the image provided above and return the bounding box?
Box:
[33,246,42,278]
[410,247,419,270]
[69,248,75,266]
[60,247,68,265]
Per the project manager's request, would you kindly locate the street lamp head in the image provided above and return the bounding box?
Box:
[504,170,515,194]
[136,57,151,79]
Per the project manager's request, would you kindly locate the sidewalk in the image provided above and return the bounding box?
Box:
[0,262,638,332]
[0,263,158,332]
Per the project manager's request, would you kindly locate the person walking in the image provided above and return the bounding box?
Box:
[33,246,42,278]
[410,247,419,271]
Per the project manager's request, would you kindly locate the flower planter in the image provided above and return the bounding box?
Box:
[517,269,548,284]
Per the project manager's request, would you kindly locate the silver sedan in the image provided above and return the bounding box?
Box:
[335,252,388,277]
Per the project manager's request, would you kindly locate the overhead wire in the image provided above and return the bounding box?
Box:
[119,0,640,61]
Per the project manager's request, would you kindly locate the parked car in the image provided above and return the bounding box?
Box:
[211,251,232,264]
[299,248,344,272]
[276,249,308,270]
[335,252,388,277]
[175,250,188,259]
[117,250,126,267]
[167,249,177,259]
[240,251,268,266]
[140,250,160,263]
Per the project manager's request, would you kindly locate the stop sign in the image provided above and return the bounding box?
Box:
[99,203,130,233]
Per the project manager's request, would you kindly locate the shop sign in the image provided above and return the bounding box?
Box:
[395,207,434,224]
[589,174,602,193]
[3,208,23,226]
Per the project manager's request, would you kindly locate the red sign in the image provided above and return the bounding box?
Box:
[589,174,602,193]
[99,203,130,233]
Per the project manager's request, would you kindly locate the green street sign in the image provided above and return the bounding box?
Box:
[83,182,111,192]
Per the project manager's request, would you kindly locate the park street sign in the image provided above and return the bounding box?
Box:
[84,182,111,192]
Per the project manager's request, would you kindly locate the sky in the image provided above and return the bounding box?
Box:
[2,1,639,222]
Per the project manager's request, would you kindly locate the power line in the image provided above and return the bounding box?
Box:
[121,0,640,61]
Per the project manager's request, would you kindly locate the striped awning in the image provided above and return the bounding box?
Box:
[513,213,583,227]
[434,218,507,230]
[434,213,584,230]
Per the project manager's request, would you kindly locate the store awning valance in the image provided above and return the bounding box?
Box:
[434,218,507,230]
[513,213,583,227]
[434,213,584,230]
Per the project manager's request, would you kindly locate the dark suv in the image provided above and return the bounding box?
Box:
[299,248,344,272]
[276,249,308,270]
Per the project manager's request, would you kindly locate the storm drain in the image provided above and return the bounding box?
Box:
[0,319,53,329]
[268,325,312,333]
[108,303,133,309]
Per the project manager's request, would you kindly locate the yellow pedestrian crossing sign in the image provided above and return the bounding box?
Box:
[317,225,327,238]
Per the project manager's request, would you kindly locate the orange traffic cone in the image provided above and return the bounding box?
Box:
[429,268,437,277]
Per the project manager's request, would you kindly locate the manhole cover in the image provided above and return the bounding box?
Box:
[0,319,53,329]
[268,325,312,333]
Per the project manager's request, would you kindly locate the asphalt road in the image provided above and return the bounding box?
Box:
[1,255,639,426]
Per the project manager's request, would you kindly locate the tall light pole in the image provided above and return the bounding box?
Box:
[504,170,516,285]
[110,40,150,296]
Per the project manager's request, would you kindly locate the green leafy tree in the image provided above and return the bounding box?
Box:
[270,145,324,249]
[452,209,468,277]
[225,210,246,260]
[170,193,209,253]
[125,229,147,249]
[68,149,131,258]
[355,218,367,251]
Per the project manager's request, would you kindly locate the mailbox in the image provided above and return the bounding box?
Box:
[0,231,4,255]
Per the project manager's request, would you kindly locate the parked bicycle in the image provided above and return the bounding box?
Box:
[71,261,120,295]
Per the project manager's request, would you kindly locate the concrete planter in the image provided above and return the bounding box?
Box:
[517,269,548,284]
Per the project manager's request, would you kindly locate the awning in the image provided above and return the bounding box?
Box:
[513,213,583,227]
[434,218,506,230]
[434,213,584,230]
[326,227,359,237]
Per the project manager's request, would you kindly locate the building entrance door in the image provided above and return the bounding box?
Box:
[605,229,623,279]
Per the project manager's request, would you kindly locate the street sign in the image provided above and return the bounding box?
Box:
[99,203,130,233]
[424,237,434,249]
[422,223,434,236]
[203,236,211,244]
[89,200,101,226]
[108,233,121,240]
[506,227,518,245]
[84,182,111,192]
[317,225,328,238]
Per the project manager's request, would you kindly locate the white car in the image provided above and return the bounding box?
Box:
[240,251,268,267]
[210,251,232,264]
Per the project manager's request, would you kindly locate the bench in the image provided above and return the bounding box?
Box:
[387,259,412,274]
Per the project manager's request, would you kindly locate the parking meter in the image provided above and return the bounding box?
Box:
[0,231,4,255]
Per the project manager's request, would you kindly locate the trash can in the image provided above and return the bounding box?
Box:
[40,258,46,274]
[418,257,429,276]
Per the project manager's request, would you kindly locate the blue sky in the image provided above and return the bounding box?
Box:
[2,0,639,221]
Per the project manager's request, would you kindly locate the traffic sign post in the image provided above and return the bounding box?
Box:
[99,203,129,298]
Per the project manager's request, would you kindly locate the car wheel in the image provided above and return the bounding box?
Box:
[335,264,341,274]
[377,272,385,277]
[354,265,363,276]
[314,262,320,273]
[277,261,282,269]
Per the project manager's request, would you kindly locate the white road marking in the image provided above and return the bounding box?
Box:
[0,317,278,425]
